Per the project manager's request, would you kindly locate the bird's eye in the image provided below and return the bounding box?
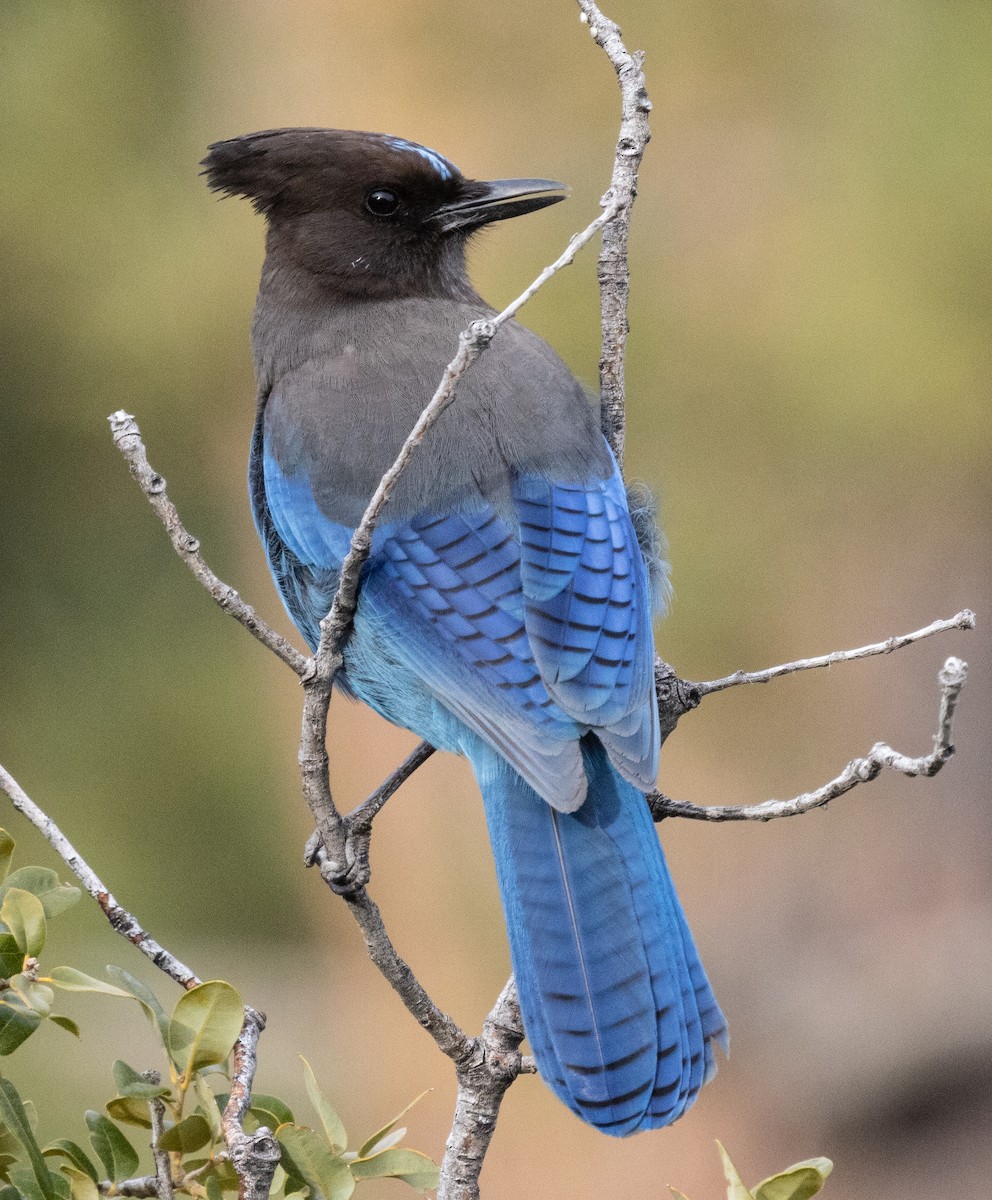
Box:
[365,188,401,217]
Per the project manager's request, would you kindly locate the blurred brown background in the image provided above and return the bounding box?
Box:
[1,1,989,1197]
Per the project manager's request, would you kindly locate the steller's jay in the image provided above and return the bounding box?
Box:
[203,128,727,1135]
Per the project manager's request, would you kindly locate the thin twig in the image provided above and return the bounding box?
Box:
[306,841,474,1063]
[650,657,968,822]
[108,411,309,678]
[222,1007,281,1200]
[0,763,201,990]
[99,1177,160,1197]
[577,0,653,466]
[148,1081,174,1200]
[692,610,975,696]
[348,741,436,832]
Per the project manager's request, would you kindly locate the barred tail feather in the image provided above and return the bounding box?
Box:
[475,737,726,1135]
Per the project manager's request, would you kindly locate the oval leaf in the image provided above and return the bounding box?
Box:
[157,1115,212,1155]
[42,1142,98,1183]
[111,1061,169,1101]
[276,1125,355,1200]
[0,834,14,886]
[104,1098,151,1131]
[0,870,80,920]
[84,1113,138,1182]
[717,1143,756,1200]
[191,1073,222,1142]
[103,968,170,1046]
[58,1166,98,1200]
[350,1148,439,1192]
[251,1095,295,1130]
[0,935,23,981]
[48,1017,80,1039]
[300,1057,347,1153]
[0,1078,54,1200]
[168,981,244,1074]
[48,969,131,999]
[754,1158,834,1200]
[7,977,53,1018]
[0,998,42,1055]
[1,890,45,958]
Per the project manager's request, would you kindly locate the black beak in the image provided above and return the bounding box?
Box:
[431,178,570,233]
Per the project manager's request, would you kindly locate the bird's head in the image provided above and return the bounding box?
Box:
[202,128,568,300]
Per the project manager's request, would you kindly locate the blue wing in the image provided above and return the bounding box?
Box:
[515,464,659,791]
[257,429,659,805]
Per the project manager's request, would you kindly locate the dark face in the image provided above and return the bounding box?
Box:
[202,128,567,300]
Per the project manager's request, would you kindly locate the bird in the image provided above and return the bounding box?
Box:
[202,127,727,1135]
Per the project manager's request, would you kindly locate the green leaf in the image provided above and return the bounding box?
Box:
[0,1077,55,1200]
[104,1098,151,1130]
[356,1091,429,1159]
[0,996,42,1055]
[41,1142,98,1183]
[47,969,131,999]
[8,1164,67,1200]
[668,1191,692,1200]
[58,1166,99,1200]
[0,870,80,920]
[48,1017,80,1039]
[276,1125,354,1200]
[753,1158,833,1200]
[0,936,23,981]
[250,1095,295,1131]
[350,1148,439,1192]
[0,891,45,958]
[0,1122,20,1157]
[191,1073,223,1142]
[216,1092,295,1136]
[103,968,169,1045]
[83,1113,138,1182]
[7,977,52,1018]
[0,1154,18,1183]
[717,1143,756,1200]
[157,1115,212,1155]
[110,1061,169,1101]
[168,982,243,1074]
[0,836,14,887]
[205,1176,223,1200]
[300,1057,347,1154]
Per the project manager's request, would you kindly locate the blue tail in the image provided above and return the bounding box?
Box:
[475,737,728,1135]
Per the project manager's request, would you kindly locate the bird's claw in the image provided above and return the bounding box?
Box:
[313,826,371,897]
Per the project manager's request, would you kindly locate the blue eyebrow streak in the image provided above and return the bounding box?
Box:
[383,136,457,180]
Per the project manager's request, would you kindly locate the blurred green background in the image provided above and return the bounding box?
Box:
[1,1,989,1197]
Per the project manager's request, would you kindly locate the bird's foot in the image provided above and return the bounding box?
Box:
[304,825,371,897]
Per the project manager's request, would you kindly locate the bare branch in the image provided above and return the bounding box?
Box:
[437,980,530,1200]
[100,1177,159,1197]
[576,0,652,465]
[306,841,474,1064]
[650,656,968,822]
[0,762,201,990]
[109,411,309,678]
[222,1006,281,1200]
[348,741,436,832]
[692,610,976,697]
[147,1079,174,1200]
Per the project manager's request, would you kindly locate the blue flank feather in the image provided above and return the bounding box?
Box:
[254,428,728,1134]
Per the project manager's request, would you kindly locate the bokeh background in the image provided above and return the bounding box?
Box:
[1,1,989,1197]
